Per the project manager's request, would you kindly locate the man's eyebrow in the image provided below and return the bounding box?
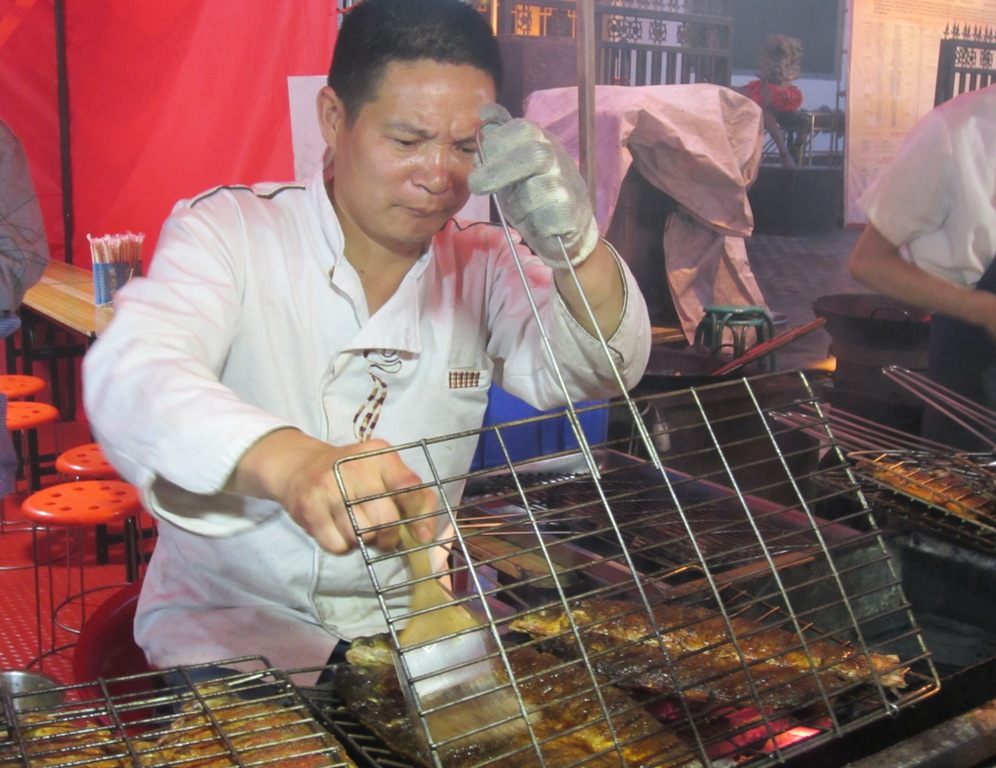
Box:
[384,120,433,138]
[385,120,479,146]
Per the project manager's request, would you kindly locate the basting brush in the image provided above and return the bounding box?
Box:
[395,525,530,757]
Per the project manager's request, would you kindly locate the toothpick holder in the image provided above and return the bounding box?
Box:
[93,262,139,306]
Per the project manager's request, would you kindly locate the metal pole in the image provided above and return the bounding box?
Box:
[575,0,596,203]
[54,0,74,264]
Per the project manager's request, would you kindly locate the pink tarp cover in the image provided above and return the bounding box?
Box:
[525,84,769,340]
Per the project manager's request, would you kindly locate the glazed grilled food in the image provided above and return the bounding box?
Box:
[147,685,357,768]
[334,634,702,768]
[509,597,908,713]
[0,685,357,768]
[0,716,132,768]
[856,455,996,529]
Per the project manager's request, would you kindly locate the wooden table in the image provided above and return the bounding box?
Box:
[23,260,115,339]
[9,261,116,421]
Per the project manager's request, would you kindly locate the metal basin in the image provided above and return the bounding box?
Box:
[0,670,65,711]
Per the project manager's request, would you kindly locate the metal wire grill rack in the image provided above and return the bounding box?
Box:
[334,371,941,768]
[848,450,996,550]
[0,657,361,768]
[766,367,996,554]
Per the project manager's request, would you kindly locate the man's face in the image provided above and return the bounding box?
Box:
[319,60,496,261]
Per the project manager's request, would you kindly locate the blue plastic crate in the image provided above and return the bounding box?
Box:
[471,384,608,470]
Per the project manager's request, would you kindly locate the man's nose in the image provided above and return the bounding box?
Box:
[413,146,458,192]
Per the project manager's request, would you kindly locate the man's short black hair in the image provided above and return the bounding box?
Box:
[328,0,503,124]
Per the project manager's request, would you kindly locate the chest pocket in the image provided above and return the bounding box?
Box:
[433,358,493,439]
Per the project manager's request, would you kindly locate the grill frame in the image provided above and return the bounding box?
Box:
[847,449,996,551]
[0,657,367,768]
[334,371,942,768]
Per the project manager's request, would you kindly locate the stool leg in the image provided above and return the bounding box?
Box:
[25,427,41,492]
[95,522,110,564]
[75,526,86,630]
[124,516,140,583]
[31,525,44,667]
[11,429,25,494]
[28,525,60,670]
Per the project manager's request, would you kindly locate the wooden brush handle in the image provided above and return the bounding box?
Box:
[399,525,479,645]
[400,525,452,611]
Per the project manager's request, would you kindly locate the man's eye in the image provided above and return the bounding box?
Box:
[394,138,420,149]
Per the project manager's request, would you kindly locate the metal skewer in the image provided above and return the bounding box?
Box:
[883,366,996,450]
[475,118,665,477]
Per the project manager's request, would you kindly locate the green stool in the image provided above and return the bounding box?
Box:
[694,305,776,370]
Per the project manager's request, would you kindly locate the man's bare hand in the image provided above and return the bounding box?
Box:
[227,428,437,554]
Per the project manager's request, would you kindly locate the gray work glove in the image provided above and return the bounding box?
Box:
[468,103,599,269]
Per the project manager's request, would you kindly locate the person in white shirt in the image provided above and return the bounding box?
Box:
[82,0,651,682]
[848,84,996,449]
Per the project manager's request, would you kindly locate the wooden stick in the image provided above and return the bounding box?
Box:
[713,317,826,375]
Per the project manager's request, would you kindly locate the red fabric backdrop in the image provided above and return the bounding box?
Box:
[1,0,338,268]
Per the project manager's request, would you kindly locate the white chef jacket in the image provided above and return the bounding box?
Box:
[859,84,996,289]
[82,168,651,679]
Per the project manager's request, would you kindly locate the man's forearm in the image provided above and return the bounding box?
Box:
[848,224,996,338]
[553,239,626,338]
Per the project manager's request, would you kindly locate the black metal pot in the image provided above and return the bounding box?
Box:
[813,293,931,433]
[635,346,732,394]
[812,293,931,350]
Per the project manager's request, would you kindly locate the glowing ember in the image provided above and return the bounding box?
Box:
[763,725,822,752]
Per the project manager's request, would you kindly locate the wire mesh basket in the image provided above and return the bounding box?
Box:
[333,371,941,768]
[0,657,361,767]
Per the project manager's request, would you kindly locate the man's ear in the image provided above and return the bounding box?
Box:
[317,86,345,153]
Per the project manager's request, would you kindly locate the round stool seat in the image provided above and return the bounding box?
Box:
[22,481,145,664]
[0,374,47,399]
[56,443,118,480]
[21,481,142,528]
[6,400,61,431]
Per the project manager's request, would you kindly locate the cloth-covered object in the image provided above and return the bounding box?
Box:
[663,211,768,342]
[524,84,769,341]
[0,120,50,495]
[0,313,21,496]
[82,168,651,682]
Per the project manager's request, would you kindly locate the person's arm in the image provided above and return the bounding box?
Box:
[83,194,434,555]
[848,223,996,340]
[226,428,436,554]
[0,123,50,312]
[468,104,628,339]
[550,238,625,339]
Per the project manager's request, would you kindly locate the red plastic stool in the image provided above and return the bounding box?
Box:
[56,442,127,565]
[55,442,118,480]
[6,400,61,493]
[72,580,154,728]
[21,480,144,668]
[0,374,47,399]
